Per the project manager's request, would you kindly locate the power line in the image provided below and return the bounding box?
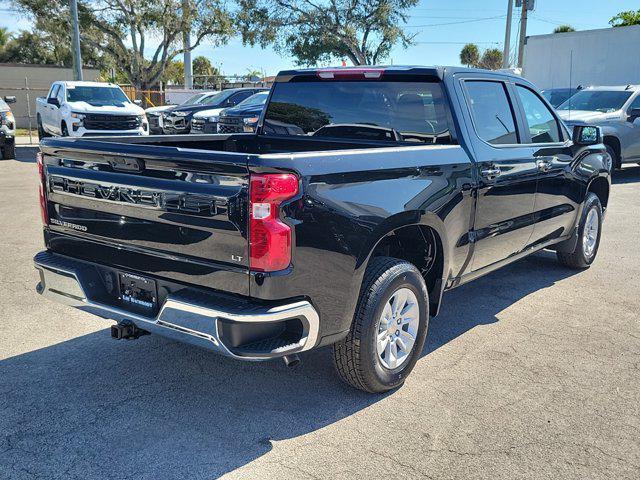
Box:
[414,41,502,45]
[406,15,506,28]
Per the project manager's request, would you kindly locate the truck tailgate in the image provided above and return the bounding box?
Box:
[40,139,250,295]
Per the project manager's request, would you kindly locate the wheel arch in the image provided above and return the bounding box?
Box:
[587,175,610,210]
[602,135,621,168]
[357,214,450,317]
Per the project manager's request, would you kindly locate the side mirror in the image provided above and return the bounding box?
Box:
[133,99,142,106]
[627,108,640,122]
[47,97,60,108]
[572,125,601,146]
[3,96,16,104]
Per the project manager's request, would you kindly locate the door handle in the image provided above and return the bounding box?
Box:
[537,159,552,172]
[480,167,501,179]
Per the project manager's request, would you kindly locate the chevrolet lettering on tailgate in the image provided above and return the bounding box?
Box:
[49,175,222,216]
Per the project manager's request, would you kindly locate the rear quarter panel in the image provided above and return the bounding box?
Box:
[250,144,474,342]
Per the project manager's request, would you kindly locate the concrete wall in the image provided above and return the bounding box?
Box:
[0,64,101,128]
[523,25,640,90]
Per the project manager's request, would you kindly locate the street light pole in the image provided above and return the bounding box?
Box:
[503,0,514,68]
[69,0,83,81]
[182,0,193,89]
[517,0,529,68]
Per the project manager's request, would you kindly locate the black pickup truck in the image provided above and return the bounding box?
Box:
[34,67,610,393]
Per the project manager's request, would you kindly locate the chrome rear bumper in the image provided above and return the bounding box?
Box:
[34,251,319,360]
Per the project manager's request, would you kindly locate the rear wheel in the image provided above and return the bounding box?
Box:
[37,115,49,139]
[557,192,603,269]
[333,257,429,393]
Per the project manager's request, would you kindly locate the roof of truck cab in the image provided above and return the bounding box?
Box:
[59,81,121,88]
[580,85,640,91]
[274,66,524,82]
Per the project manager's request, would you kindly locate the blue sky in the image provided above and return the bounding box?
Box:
[1,0,638,75]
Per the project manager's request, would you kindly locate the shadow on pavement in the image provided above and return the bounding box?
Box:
[0,251,578,479]
[612,165,640,185]
[13,145,39,163]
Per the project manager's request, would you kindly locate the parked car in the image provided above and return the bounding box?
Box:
[557,85,640,171]
[215,91,270,134]
[146,91,219,134]
[0,95,16,159]
[163,87,268,134]
[34,66,610,393]
[541,87,581,108]
[36,82,149,138]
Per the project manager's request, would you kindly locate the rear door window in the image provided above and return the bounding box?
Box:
[464,80,518,145]
[263,80,454,144]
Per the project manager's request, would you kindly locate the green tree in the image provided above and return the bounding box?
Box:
[0,27,10,49]
[15,0,234,89]
[244,69,263,81]
[553,25,575,33]
[0,13,104,67]
[193,56,214,76]
[459,43,479,67]
[237,0,418,66]
[163,60,185,85]
[478,48,503,70]
[610,10,640,27]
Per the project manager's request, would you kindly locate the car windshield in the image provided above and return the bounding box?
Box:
[181,94,206,106]
[202,91,232,106]
[263,81,453,143]
[66,86,131,106]
[236,92,269,108]
[557,90,632,112]
[542,89,576,108]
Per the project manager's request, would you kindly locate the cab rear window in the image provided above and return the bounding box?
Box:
[263,81,455,144]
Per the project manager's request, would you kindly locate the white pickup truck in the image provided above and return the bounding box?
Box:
[36,81,149,138]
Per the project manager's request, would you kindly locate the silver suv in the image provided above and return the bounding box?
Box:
[557,85,640,172]
[0,96,16,160]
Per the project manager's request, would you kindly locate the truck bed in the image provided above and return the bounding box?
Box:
[73,132,439,154]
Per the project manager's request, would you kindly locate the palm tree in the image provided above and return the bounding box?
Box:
[553,25,575,33]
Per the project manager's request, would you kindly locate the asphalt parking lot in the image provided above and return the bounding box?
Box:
[1,146,638,480]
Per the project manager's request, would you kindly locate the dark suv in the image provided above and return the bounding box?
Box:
[215,91,270,134]
[163,87,268,134]
[0,96,16,159]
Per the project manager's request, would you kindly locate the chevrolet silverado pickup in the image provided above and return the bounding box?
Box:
[557,85,640,172]
[34,66,610,393]
[36,82,149,138]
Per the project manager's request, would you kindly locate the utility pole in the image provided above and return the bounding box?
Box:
[182,0,193,89]
[69,0,83,81]
[517,0,528,68]
[503,0,514,68]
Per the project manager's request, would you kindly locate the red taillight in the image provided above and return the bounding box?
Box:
[36,152,49,225]
[249,173,299,272]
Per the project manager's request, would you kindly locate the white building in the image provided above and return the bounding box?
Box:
[523,25,640,90]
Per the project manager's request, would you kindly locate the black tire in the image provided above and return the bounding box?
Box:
[557,192,603,269]
[37,116,49,139]
[1,139,15,160]
[604,145,616,173]
[61,122,69,137]
[333,257,429,393]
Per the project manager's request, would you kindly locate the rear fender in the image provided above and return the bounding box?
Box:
[353,211,450,316]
